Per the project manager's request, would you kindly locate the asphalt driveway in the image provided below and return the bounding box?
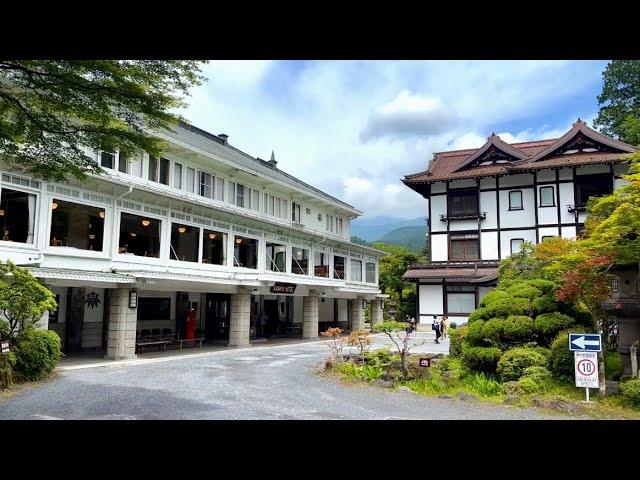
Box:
[0,334,572,420]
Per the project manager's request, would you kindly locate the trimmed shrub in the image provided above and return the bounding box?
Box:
[506,283,541,300]
[449,325,468,358]
[0,351,16,389]
[481,318,505,346]
[479,290,510,308]
[461,346,502,374]
[521,366,552,383]
[14,327,61,380]
[485,297,532,318]
[466,320,486,345]
[468,307,491,323]
[517,376,546,394]
[502,315,535,345]
[496,347,549,382]
[531,295,556,315]
[549,329,588,383]
[524,279,556,295]
[534,312,575,346]
[620,378,640,408]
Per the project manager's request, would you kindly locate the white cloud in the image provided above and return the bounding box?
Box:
[180,60,606,219]
[360,90,458,141]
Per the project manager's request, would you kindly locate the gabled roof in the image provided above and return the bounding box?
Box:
[455,133,527,171]
[402,119,638,188]
[515,118,636,164]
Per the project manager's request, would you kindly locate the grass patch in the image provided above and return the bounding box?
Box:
[604,351,622,381]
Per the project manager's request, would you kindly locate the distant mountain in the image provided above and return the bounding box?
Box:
[376,226,427,253]
[350,216,426,242]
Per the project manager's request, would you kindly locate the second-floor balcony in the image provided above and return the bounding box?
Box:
[440,212,487,222]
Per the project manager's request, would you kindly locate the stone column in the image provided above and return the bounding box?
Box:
[228,291,252,347]
[105,288,137,360]
[303,291,319,339]
[371,298,383,328]
[350,297,365,331]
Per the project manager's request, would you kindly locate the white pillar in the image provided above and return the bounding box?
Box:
[371,298,383,328]
[105,288,137,360]
[303,291,319,339]
[229,291,251,347]
[351,297,365,331]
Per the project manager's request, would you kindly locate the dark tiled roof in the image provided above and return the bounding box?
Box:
[403,120,638,186]
[402,265,498,283]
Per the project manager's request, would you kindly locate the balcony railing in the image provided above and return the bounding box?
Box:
[440,212,486,222]
[567,204,587,213]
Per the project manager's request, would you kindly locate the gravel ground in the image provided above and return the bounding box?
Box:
[0,334,576,420]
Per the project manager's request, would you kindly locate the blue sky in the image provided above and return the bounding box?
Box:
[179,60,609,220]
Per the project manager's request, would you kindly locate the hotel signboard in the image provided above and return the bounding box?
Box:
[271,282,297,294]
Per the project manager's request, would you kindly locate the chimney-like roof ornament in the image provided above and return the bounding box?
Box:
[268,150,277,167]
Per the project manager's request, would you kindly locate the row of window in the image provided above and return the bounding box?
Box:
[0,189,375,283]
[448,175,614,216]
[99,151,344,232]
[447,232,560,261]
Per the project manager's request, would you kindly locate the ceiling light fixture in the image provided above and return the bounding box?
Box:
[51,202,58,210]
[141,219,151,227]
[178,226,186,234]
[209,233,216,240]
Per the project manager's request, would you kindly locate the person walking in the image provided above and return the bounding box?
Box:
[432,315,441,344]
[441,315,450,340]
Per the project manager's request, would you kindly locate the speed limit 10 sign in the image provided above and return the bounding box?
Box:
[574,351,599,388]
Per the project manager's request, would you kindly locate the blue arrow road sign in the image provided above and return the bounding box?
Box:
[569,333,602,352]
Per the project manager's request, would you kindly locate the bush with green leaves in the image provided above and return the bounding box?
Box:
[13,327,61,380]
[496,347,550,382]
[482,315,535,347]
[462,372,502,397]
[449,325,468,357]
[466,320,486,345]
[461,346,502,374]
[534,312,575,346]
[364,348,393,369]
[0,351,16,388]
[0,319,10,340]
[620,378,640,408]
[548,328,593,383]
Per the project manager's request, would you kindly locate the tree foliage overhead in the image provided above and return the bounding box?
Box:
[0,60,207,181]
[593,60,640,145]
[372,242,418,319]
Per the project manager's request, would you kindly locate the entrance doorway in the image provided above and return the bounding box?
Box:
[263,299,280,337]
[205,293,230,341]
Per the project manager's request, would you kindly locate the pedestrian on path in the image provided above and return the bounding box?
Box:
[432,316,441,344]
[441,315,450,340]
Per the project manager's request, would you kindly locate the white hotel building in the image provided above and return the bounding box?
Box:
[402,120,637,326]
[0,121,385,359]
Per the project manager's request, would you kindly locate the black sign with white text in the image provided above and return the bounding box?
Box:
[271,282,297,294]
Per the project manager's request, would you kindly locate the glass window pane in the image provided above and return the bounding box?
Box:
[100,151,115,169]
[268,195,274,215]
[540,186,554,207]
[333,255,345,280]
[186,168,196,193]
[366,262,376,283]
[118,152,128,173]
[216,177,225,201]
[275,197,280,217]
[159,158,170,185]
[173,163,182,189]
[233,236,258,269]
[148,155,158,181]
[314,251,329,277]
[350,259,362,282]
[447,293,475,314]
[1,188,37,244]
[266,242,287,272]
[511,238,524,254]
[202,230,227,265]
[118,212,160,258]
[236,184,245,208]
[252,190,260,211]
[200,172,213,198]
[50,199,105,251]
[509,191,522,209]
[229,182,236,204]
[170,223,199,262]
[291,247,309,275]
[130,153,143,177]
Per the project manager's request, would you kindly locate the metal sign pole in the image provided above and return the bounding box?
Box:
[586,387,589,403]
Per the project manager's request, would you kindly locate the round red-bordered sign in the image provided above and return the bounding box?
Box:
[577,359,596,376]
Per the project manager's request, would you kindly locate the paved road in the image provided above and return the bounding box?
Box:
[0,334,571,420]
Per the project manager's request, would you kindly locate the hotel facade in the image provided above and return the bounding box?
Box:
[0,121,385,359]
[402,120,637,326]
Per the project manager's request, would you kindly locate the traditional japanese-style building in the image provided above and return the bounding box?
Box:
[0,121,385,359]
[402,119,637,326]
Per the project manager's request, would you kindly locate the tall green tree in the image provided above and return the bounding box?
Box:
[372,242,418,320]
[593,60,640,145]
[0,60,207,181]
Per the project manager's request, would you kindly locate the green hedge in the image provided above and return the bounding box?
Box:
[620,378,640,408]
[534,312,575,346]
[461,346,502,374]
[14,327,61,380]
[496,347,549,382]
[449,325,468,358]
